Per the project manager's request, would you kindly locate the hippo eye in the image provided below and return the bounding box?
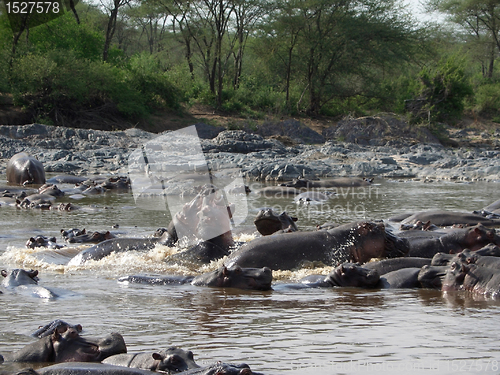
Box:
[169,355,181,364]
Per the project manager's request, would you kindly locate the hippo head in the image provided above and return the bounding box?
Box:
[152,347,200,373]
[94,332,127,361]
[325,263,380,288]
[254,208,298,236]
[1,269,39,287]
[441,261,470,292]
[192,266,273,291]
[348,222,410,264]
[418,265,448,289]
[52,327,101,363]
[463,224,500,251]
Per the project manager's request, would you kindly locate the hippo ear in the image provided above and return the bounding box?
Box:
[1,270,7,278]
[292,217,298,222]
[74,324,83,333]
[152,353,163,361]
[29,270,39,278]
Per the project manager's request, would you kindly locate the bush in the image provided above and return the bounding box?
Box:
[473,83,500,118]
[407,56,473,123]
[10,51,149,125]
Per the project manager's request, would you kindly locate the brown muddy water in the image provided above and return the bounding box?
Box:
[0,178,499,375]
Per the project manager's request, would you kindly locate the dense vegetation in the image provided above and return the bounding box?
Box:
[0,0,499,130]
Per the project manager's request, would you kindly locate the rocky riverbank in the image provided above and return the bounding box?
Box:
[0,120,499,183]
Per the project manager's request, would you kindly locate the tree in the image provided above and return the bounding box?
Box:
[260,0,421,115]
[101,0,134,61]
[429,0,500,78]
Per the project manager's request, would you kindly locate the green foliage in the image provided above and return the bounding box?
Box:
[473,83,500,118]
[28,13,104,60]
[407,56,473,123]
[126,53,181,111]
[9,50,181,125]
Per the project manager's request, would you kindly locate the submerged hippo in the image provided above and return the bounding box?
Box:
[63,229,116,244]
[363,257,431,275]
[226,221,410,271]
[67,238,160,266]
[181,363,258,375]
[102,347,199,373]
[6,152,46,186]
[0,328,126,363]
[1,269,75,299]
[119,265,273,291]
[30,362,259,375]
[400,210,500,227]
[408,224,500,258]
[26,236,62,249]
[22,363,157,375]
[293,191,335,204]
[296,263,380,288]
[2,269,39,287]
[280,176,372,188]
[254,208,298,236]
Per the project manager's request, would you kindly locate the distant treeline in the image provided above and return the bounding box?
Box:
[1,0,499,129]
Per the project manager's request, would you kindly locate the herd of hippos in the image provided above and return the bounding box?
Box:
[2,151,500,375]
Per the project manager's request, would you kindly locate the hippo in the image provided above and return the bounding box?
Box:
[293,191,335,204]
[6,152,46,186]
[2,269,39,288]
[24,363,160,375]
[407,224,500,258]
[61,228,86,241]
[102,347,200,373]
[279,176,372,188]
[47,175,89,185]
[0,328,126,363]
[1,269,72,299]
[16,193,56,209]
[442,260,500,298]
[363,257,431,275]
[119,265,273,291]
[32,320,83,339]
[30,362,260,375]
[26,235,62,249]
[400,210,500,227]
[296,263,380,289]
[67,238,160,266]
[253,208,298,236]
[226,221,410,271]
[484,198,500,213]
[378,268,422,288]
[255,186,303,198]
[450,249,500,270]
[399,220,438,231]
[64,230,116,244]
[475,243,500,257]
[39,184,65,197]
[417,265,449,289]
[181,363,258,375]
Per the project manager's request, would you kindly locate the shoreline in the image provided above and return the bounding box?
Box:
[0,123,499,183]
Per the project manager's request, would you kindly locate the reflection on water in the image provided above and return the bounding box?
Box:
[0,179,500,374]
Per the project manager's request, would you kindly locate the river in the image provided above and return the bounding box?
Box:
[0,178,499,375]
